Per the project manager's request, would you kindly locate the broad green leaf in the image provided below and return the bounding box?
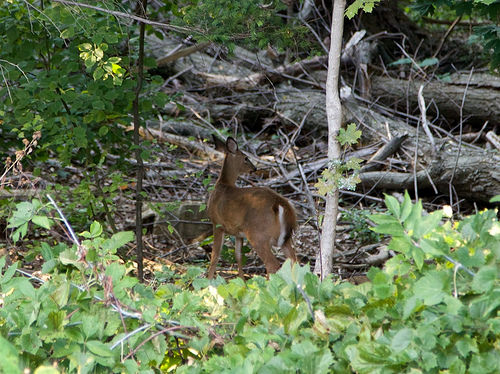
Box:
[78,43,92,51]
[93,66,104,80]
[32,215,52,229]
[416,210,443,237]
[420,238,448,257]
[86,340,113,357]
[456,335,478,357]
[337,123,362,146]
[1,262,18,284]
[345,342,392,373]
[52,281,70,308]
[102,231,134,253]
[404,199,423,235]
[371,222,405,236]
[384,194,400,219]
[0,336,20,373]
[90,221,103,237]
[469,350,499,374]
[444,295,463,315]
[400,191,413,222]
[60,27,74,39]
[390,328,413,353]
[413,271,450,305]
[412,246,425,269]
[402,296,422,319]
[105,262,126,282]
[472,266,497,293]
[384,254,411,277]
[369,213,400,225]
[388,236,413,255]
[368,267,394,299]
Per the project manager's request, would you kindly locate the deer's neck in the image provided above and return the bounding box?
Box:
[217,159,239,186]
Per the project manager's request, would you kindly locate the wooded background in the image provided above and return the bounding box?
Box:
[0,1,499,372]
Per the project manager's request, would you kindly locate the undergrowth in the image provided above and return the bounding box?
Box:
[0,192,498,373]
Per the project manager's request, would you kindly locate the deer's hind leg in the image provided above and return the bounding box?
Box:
[247,232,281,275]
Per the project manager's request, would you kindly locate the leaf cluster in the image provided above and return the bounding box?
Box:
[0,1,169,165]
[175,0,309,51]
[315,124,362,195]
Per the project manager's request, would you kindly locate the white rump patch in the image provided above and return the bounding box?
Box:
[277,205,286,247]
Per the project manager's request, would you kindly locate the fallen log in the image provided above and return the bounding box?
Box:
[343,98,500,202]
[372,73,500,127]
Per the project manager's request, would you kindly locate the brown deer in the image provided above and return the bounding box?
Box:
[207,136,297,279]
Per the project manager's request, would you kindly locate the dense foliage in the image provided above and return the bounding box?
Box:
[1,193,498,372]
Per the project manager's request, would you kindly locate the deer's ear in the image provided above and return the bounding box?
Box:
[212,134,226,152]
[226,137,238,154]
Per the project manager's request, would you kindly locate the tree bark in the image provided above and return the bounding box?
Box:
[314,0,346,279]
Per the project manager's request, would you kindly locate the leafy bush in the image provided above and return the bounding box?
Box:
[2,193,498,372]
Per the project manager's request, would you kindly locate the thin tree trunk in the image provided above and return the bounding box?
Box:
[314,0,346,279]
[133,0,148,282]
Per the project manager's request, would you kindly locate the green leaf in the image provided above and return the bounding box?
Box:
[472,266,497,293]
[417,57,439,67]
[390,328,413,353]
[32,215,52,229]
[388,236,413,255]
[93,66,104,80]
[60,27,74,39]
[0,336,20,373]
[384,194,401,219]
[413,271,450,305]
[368,267,394,299]
[345,0,381,19]
[90,221,103,237]
[420,238,448,257]
[400,191,413,222]
[416,210,443,237]
[404,199,423,235]
[78,43,92,51]
[86,340,113,357]
[98,125,109,137]
[1,262,18,284]
[102,231,134,253]
[371,222,405,236]
[388,57,412,66]
[337,123,362,146]
[369,213,400,225]
[456,335,478,357]
[490,195,500,203]
[411,246,425,269]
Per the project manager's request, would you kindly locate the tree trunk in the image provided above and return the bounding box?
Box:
[314,0,346,279]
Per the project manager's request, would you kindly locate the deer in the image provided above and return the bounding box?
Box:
[207,136,297,279]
